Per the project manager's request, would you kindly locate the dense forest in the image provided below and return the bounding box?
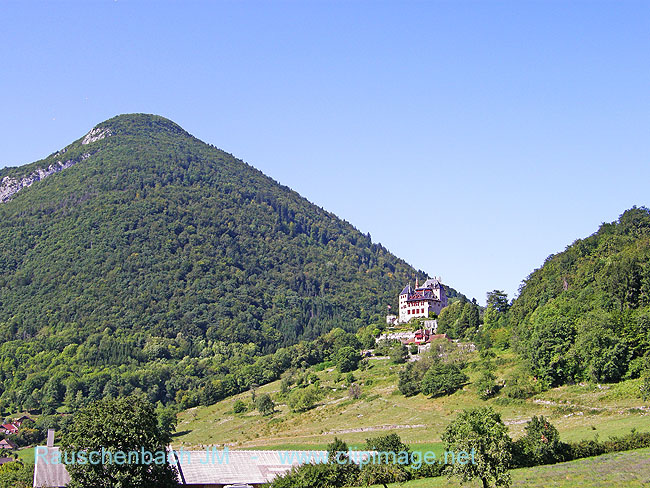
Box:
[0,114,461,414]
[488,207,650,387]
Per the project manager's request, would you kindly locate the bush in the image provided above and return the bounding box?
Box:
[389,343,409,364]
[512,416,566,467]
[475,371,498,400]
[256,394,275,416]
[287,385,321,412]
[421,363,467,397]
[233,399,247,414]
[336,347,361,373]
[397,360,429,397]
[502,369,540,399]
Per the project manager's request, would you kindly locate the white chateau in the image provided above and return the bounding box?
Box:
[398,277,448,323]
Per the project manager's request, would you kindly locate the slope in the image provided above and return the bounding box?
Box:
[0,113,459,413]
[508,206,650,386]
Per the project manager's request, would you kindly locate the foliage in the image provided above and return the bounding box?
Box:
[389,343,409,364]
[232,399,247,414]
[0,461,33,488]
[0,114,467,413]
[364,433,411,455]
[268,438,359,488]
[335,347,361,373]
[357,463,409,488]
[397,360,429,397]
[564,429,650,462]
[513,416,565,467]
[421,362,468,397]
[287,385,321,412]
[476,370,498,400]
[61,396,178,488]
[256,393,275,416]
[501,368,540,400]
[442,407,513,488]
[510,207,650,386]
[438,300,482,340]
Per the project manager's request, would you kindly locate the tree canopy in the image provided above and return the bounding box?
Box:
[61,396,178,488]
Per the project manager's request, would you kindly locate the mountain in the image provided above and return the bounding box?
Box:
[508,207,650,386]
[0,113,460,412]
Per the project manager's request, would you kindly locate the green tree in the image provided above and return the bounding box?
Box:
[357,464,409,488]
[256,393,275,416]
[287,385,321,412]
[513,416,564,467]
[233,399,247,414]
[421,363,468,397]
[335,346,361,373]
[476,370,498,400]
[364,433,410,456]
[398,361,427,397]
[61,396,178,488]
[443,407,513,488]
[486,291,509,314]
[0,461,33,488]
[389,343,408,364]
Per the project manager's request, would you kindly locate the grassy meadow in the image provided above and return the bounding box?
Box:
[353,447,650,487]
[174,349,650,451]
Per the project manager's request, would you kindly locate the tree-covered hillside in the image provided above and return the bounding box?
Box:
[508,207,650,386]
[0,114,458,413]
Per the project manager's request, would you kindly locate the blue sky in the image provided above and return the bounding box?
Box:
[2,1,649,304]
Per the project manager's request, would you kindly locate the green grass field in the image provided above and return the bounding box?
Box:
[15,446,35,463]
[174,351,650,451]
[352,447,650,487]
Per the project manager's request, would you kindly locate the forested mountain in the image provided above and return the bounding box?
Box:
[0,114,459,413]
[508,207,650,386]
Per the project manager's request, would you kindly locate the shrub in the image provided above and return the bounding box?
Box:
[421,363,467,397]
[512,416,566,467]
[389,343,409,364]
[256,394,275,416]
[397,361,429,397]
[288,385,321,412]
[336,347,361,373]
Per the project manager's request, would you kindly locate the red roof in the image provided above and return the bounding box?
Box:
[1,424,18,433]
[426,334,450,343]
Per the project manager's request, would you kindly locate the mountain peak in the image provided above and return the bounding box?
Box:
[94,113,189,139]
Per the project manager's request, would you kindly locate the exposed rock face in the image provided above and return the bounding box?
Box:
[0,153,91,203]
[82,127,111,145]
[0,126,110,204]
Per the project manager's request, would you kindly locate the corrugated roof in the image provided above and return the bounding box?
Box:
[175,450,327,485]
[32,448,369,487]
[33,447,71,488]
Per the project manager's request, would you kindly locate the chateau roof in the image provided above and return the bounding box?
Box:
[419,278,442,289]
[406,289,439,302]
[400,284,412,295]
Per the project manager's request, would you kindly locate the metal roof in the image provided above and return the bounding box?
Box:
[33,447,71,488]
[32,447,369,487]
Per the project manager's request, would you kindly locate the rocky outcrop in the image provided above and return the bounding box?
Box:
[82,127,111,145]
[0,153,91,203]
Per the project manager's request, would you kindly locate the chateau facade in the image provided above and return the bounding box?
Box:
[398,277,448,323]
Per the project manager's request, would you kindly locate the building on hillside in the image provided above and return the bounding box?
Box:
[12,416,31,428]
[0,438,17,450]
[0,423,18,435]
[398,277,447,323]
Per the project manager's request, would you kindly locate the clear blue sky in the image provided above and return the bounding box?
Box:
[2,1,649,304]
